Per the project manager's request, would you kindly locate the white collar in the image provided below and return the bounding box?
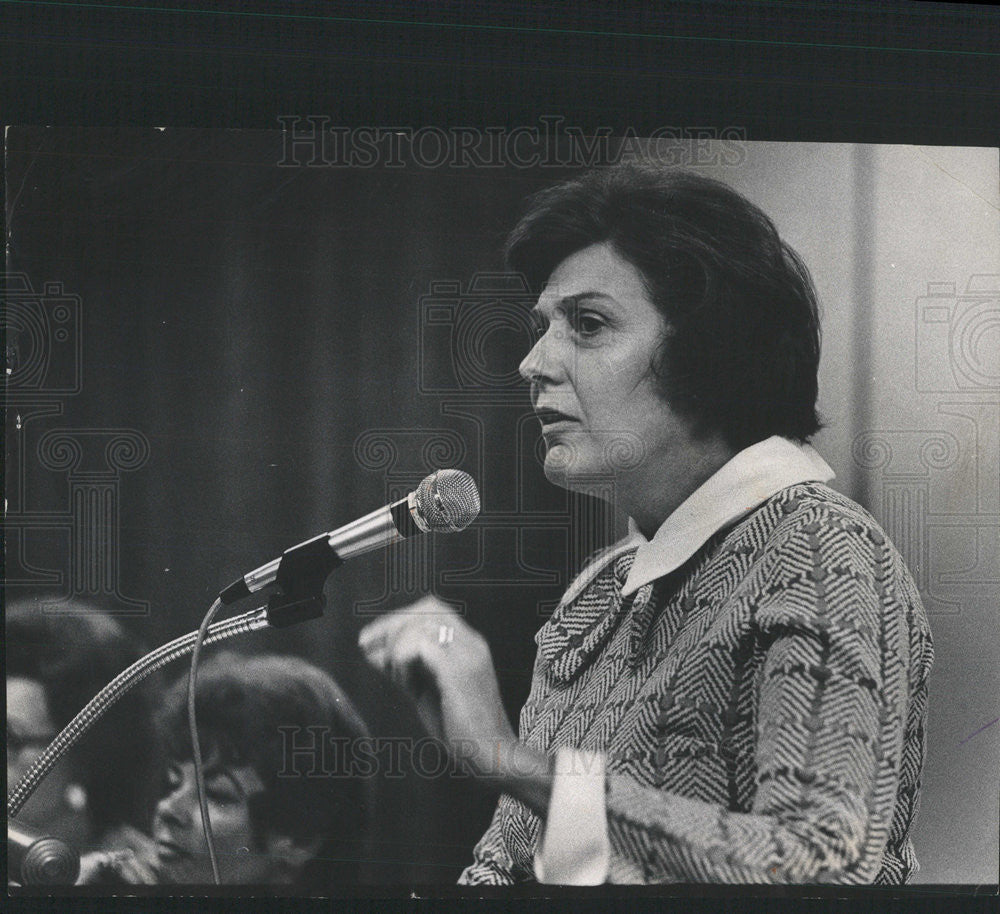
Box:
[553,436,835,608]
[621,436,835,596]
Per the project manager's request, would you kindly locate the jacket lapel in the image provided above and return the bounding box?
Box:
[537,550,637,684]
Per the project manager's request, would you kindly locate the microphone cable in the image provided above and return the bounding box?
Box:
[187,597,225,886]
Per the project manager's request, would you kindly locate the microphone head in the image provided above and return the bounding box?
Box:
[414,469,480,533]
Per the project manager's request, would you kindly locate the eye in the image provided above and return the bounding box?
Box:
[572,310,605,337]
[205,779,238,806]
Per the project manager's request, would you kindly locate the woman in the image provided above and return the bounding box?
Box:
[359,164,934,884]
[79,651,373,889]
[7,599,160,860]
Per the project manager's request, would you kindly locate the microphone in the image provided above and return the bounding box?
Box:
[8,819,80,885]
[219,469,481,604]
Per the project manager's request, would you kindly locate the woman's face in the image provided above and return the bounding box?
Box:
[151,756,282,885]
[519,241,693,497]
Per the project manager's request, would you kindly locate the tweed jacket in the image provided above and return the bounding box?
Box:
[459,481,933,884]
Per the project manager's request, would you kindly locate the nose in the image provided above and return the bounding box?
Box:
[519,324,562,385]
[155,767,194,829]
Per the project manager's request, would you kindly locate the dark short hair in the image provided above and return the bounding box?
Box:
[157,651,371,885]
[5,598,160,834]
[506,163,823,451]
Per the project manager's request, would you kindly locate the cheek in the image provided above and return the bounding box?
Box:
[615,352,671,411]
[580,367,655,427]
[572,362,619,422]
[207,804,258,850]
[592,339,658,398]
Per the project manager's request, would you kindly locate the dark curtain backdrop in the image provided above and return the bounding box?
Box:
[4,127,607,883]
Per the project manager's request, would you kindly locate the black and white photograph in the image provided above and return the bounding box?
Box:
[3,2,999,909]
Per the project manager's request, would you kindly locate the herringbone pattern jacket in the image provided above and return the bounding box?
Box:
[459,482,933,884]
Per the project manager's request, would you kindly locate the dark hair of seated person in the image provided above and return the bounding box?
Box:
[154,651,374,891]
[6,597,160,845]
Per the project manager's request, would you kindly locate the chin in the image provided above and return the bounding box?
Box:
[542,460,569,489]
[542,443,605,490]
[542,441,576,482]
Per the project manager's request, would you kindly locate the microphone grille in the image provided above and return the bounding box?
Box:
[415,469,481,533]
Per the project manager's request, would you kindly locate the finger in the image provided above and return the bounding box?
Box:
[113,852,156,885]
[384,627,433,687]
[359,641,387,671]
[113,824,159,862]
[413,691,445,740]
[358,618,422,670]
[386,625,459,701]
[359,597,461,644]
[395,594,458,615]
[77,851,147,886]
[359,605,458,661]
[76,852,107,885]
[358,609,425,654]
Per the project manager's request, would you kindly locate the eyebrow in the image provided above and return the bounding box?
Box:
[530,291,617,318]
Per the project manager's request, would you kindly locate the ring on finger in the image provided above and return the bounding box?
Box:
[437,624,454,646]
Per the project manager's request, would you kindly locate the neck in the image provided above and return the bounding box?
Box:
[624,436,736,539]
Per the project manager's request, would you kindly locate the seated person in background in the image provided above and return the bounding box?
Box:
[81,651,373,890]
[7,598,160,858]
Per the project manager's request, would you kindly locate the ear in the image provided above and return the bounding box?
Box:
[263,831,322,876]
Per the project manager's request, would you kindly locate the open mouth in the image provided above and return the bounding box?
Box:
[535,408,577,426]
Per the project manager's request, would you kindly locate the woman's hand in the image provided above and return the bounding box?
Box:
[358,597,519,780]
[76,824,160,885]
[77,849,158,885]
[359,597,556,816]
